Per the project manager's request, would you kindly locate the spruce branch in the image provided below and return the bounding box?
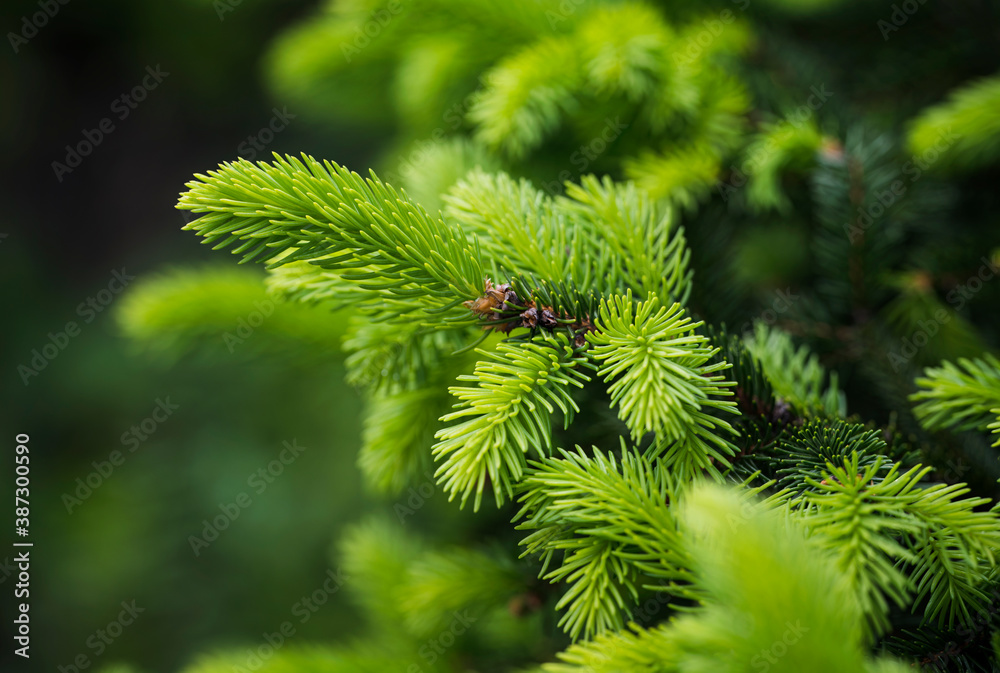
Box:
[587,292,738,477]
[559,175,692,307]
[400,546,523,638]
[574,4,671,102]
[547,484,913,672]
[116,266,349,358]
[444,169,580,285]
[702,325,776,418]
[671,485,877,673]
[623,145,721,210]
[469,35,582,158]
[794,455,921,638]
[903,480,1000,629]
[743,116,824,213]
[793,455,1000,636]
[265,260,365,307]
[543,623,678,672]
[515,446,696,641]
[357,387,445,496]
[911,354,1000,447]
[396,137,500,215]
[744,322,845,418]
[177,152,485,315]
[811,129,908,318]
[445,171,692,317]
[339,519,424,631]
[882,620,1000,673]
[342,317,472,394]
[767,420,893,494]
[432,333,595,510]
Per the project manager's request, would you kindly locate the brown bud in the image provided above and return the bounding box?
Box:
[539,309,558,328]
[502,289,521,311]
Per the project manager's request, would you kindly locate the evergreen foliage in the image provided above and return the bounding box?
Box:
[119,0,1000,669]
[264,0,752,208]
[588,293,737,479]
[177,154,485,314]
[433,333,593,510]
[515,446,695,640]
[907,73,1000,173]
[743,322,844,418]
[912,355,1000,447]
[137,149,1000,670]
[547,485,913,673]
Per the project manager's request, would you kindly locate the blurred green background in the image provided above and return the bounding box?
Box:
[0,1,390,671]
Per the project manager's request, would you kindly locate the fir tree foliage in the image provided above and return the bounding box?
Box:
[811,129,907,318]
[178,153,739,511]
[743,115,825,213]
[557,177,692,307]
[588,292,738,479]
[544,484,913,673]
[160,148,1000,670]
[396,137,502,215]
[911,355,1000,448]
[176,519,536,673]
[765,420,892,494]
[907,72,1000,173]
[357,386,443,495]
[265,0,753,209]
[515,445,696,640]
[106,0,1000,665]
[743,322,845,418]
[443,171,692,310]
[791,455,1000,637]
[265,259,366,307]
[177,153,485,318]
[433,333,594,510]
